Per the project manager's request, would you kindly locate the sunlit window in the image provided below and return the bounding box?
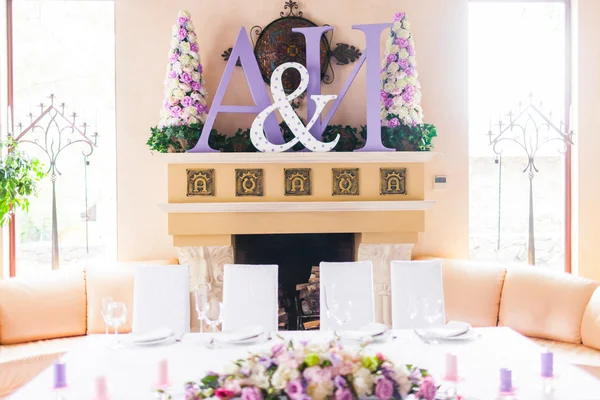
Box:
[11,0,115,276]
[469,2,568,270]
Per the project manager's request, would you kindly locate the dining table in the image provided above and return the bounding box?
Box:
[9,327,600,399]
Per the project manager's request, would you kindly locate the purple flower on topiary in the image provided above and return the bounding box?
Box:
[178,16,189,26]
[178,28,187,40]
[384,98,394,109]
[407,45,415,56]
[405,67,415,76]
[170,105,182,117]
[405,85,416,95]
[191,81,201,91]
[393,12,406,22]
[396,37,409,48]
[402,91,414,103]
[170,52,179,63]
[190,43,199,53]
[198,64,203,74]
[196,104,208,114]
[241,386,263,400]
[386,54,397,63]
[388,118,400,128]
[181,72,192,84]
[380,90,390,101]
[181,96,193,107]
[168,70,178,79]
[399,59,409,70]
[375,378,395,400]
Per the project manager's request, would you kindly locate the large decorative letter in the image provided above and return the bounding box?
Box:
[250,62,339,153]
[189,28,282,153]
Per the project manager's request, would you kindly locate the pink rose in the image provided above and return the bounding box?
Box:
[396,37,409,48]
[178,28,187,40]
[241,386,263,400]
[375,378,395,400]
[335,388,353,400]
[286,379,305,400]
[393,12,406,22]
[388,118,400,128]
[417,376,437,400]
[215,388,235,400]
[178,16,189,26]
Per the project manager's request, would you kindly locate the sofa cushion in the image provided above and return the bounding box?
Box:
[530,337,600,367]
[435,258,507,327]
[581,287,600,351]
[0,336,85,398]
[499,266,599,344]
[85,260,179,334]
[0,269,86,345]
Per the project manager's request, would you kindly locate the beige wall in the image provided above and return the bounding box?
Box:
[575,0,600,280]
[115,0,470,261]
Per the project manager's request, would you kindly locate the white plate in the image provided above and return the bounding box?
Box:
[437,329,481,341]
[218,325,265,344]
[130,327,175,344]
[128,335,176,347]
[420,321,471,339]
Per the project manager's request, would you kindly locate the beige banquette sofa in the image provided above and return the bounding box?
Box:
[1,258,600,397]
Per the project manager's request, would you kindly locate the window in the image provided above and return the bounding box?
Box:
[469,1,571,271]
[7,0,116,277]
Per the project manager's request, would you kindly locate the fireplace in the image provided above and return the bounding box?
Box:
[234,233,355,330]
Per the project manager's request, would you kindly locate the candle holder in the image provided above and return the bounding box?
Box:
[13,94,98,270]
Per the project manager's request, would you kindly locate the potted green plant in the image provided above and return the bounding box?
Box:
[0,137,46,226]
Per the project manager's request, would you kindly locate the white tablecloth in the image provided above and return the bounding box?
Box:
[10,328,600,399]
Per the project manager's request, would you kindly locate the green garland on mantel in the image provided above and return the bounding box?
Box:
[147,122,436,153]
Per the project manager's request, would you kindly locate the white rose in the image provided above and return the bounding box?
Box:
[179,54,191,66]
[199,87,207,97]
[167,117,179,126]
[407,76,417,85]
[384,82,396,93]
[180,42,191,54]
[380,71,387,81]
[409,38,416,47]
[408,56,417,65]
[188,116,199,124]
[168,96,179,105]
[397,71,407,81]
[386,74,396,84]
[271,366,300,391]
[403,20,411,29]
[392,21,402,32]
[399,108,410,120]
[190,58,199,67]
[190,51,199,60]
[398,29,410,39]
[191,92,202,102]
[387,62,400,74]
[179,82,191,92]
[171,25,179,36]
[353,367,374,398]
[172,88,185,100]
[394,365,412,397]
[182,65,194,73]
[168,79,179,90]
[178,10,191,18]
[192,72,201,81]
[187,21,195,31]
[185,106,198,116]
[188,32,197,43]
[399,49,409,59]
[173,61,182,74]
[381,109,388,120]
[385,37,393,48]
[389,45,400,55]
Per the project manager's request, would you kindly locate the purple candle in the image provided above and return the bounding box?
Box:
[53,362,67,389]
[541,349,554,378]
[499,368,513,393]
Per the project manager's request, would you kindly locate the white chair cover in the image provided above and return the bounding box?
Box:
[390,259,446,329]
[132,264,190,336]
[319,261,374,330]
[222,264,278,332]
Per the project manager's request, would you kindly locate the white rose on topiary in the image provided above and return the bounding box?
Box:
[403,20,411,29]
[399,49,409,60]
[172,88,185,100]
[180,42,191,54]
[389,45,400,55]
[384,82,396,93]
[187,32,197,43]
[398,29,410,39]
[179,54,191,66]
[387,62,400,73]
[179,83,191,92]
[187,21,195,31]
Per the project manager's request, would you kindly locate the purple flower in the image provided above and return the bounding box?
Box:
[397,37,409,48]
[178,28,187,40]
[258,356,273,369]
[271,342,285,357]
[384,98,394,109]
[170,52,179,62]
[198,64,203,74]
[241,386,263,400]
[402,91,414,103]
[334,375,347,390]
[178,16,189,26]
[375,378,395,400]
[286,379,305,400]
[388,118,400,128]
[191,81,201,91]
[407,45,415,56]
[380,90,390,101]
[168,70,178,79]
[405,85,416,95]
[335,388,353,400]
[393,12,406,22]
[181,72,192,84]
[181,96,194,107]
[196,104,208,114]
[186,387,199,400]
[405,67,414,76]
[399,59,409,70]
[386,54,397,63]
[417,376,437,400]
[240,366,251,377]
[190,43,199,53]
[170,105,182,117]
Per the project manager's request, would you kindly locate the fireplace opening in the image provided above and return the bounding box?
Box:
[234,233,355,330]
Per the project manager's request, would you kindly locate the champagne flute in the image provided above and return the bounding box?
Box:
[194,284,209,333]
[106,302,127,349]
[101,296,113,335]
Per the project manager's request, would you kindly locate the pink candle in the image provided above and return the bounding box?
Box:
[95,376,109,400]
[445,353,458,381]
[157,359,170,388]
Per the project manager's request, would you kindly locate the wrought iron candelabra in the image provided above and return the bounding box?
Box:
[11,94,98,270]
[487,95,573,265]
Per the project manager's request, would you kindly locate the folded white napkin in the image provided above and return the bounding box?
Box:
[420,321,471,339]
[340,323,388,341]
[130,327,174,344]
[218,325,265,343]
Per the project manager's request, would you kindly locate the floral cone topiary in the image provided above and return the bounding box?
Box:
[148,10,209,152]
[379,12,436,151]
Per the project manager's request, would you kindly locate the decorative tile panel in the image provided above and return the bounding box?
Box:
[332,168,359,196]
[235,169,264,196]
[380,168,407,195]
[187,169,215,196]
[284,168,312,196]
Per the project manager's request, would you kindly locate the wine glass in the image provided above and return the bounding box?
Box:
[106,302,127,348]
[419,297,444,345]
[324,284,352,333]
[204,300,224,348]
[407,295,420,342]
[194,284,209,333]
[101,296,113,335]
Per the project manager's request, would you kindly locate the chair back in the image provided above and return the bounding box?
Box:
[132,264,190,336]
[222,264,279,332]
[319,261,374,330]
[390,260,445,329]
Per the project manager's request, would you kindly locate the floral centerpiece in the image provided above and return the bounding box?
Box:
[181,341,438,400]
[380,12,436,151]
[147,10,209,153]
